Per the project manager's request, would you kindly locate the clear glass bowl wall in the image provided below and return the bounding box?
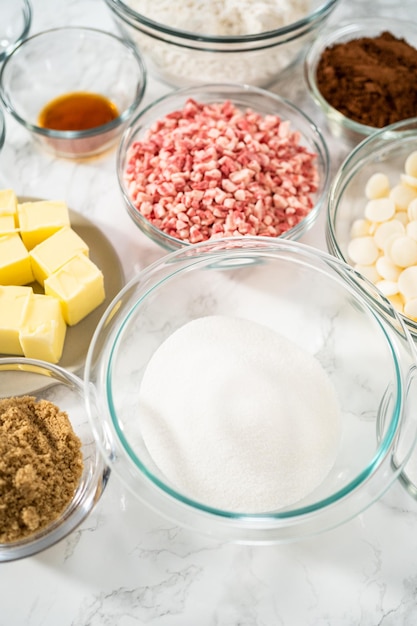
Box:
[85,239,417,544]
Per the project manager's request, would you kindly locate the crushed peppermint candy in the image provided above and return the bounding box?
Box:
[124,98,319,244]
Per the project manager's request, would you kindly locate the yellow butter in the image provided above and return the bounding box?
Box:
[0,214,17,235]
[19,293,67,363]
[29,226,89,286]
[44,253,105,326]
[0,233,34,285]
[17,200,70,249]
[0,285,33,355]
[0,189,18,225]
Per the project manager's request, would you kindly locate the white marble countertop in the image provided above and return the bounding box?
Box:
[2,0,417,624]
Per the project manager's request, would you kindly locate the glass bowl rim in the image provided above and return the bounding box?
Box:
[0,0,32,64]
[0,25,147,140]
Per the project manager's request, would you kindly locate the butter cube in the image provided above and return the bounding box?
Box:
[0,189,18,225]
[17,200,70,249]
[0,285,32,355]
[29,226,89,286]
[0,233,34,285]
[0,215,17,235]
[19,294,67,363]
[44,253,105,326]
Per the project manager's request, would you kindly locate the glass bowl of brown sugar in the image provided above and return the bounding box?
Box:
[304,18,417,144]
[0,357,109,561]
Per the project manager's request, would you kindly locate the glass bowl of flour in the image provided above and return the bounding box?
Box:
[84,237,417,543]
[104,0,341,88]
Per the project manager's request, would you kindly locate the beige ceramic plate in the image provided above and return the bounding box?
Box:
[1,199,125,373]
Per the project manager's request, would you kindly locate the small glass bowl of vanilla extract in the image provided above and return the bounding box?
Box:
[0,27,147,158]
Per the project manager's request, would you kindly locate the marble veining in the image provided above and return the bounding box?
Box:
[2,0,417,624]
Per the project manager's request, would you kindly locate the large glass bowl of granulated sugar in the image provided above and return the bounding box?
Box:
[84,237,417,543]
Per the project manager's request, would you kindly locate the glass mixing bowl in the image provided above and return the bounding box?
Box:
[117,83,330,251]
[84,238,417,543]
[0,27,146,158]
[0,358,109,561]
[104,0,341,87]
[304,18,417,144]
[327,117,417,340]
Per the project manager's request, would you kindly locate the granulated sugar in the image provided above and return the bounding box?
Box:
[138,315,342,513]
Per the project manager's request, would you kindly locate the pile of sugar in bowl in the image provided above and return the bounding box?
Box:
[138,315,342,513]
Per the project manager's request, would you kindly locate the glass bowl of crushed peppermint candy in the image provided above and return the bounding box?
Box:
[117,83,330,251]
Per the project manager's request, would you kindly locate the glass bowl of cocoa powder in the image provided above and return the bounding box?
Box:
[304,18,417,143]
[0,358,109,561]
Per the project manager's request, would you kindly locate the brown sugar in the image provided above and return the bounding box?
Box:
[315,31,417,128]
[0,395,83,543]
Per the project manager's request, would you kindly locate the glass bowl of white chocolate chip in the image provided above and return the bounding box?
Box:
[327,117,417,339]
[85,236,417,543]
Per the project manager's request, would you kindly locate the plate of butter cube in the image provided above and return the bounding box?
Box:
[0,189,124,371]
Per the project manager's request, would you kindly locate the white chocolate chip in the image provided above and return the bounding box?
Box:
[398,266,417,300]
[347,236,379,265]
[365,172,390,199]
[389,184,417,211]
[407,198,417,221]
[383,232,402,258]
[390,235,417,268]
[375,255,401,281]
[401,173,417,189]
[350,218,372,238]
[405,151,417,177]
[406,220,417,241]
[373,219,404,250]
[364,197,395,222]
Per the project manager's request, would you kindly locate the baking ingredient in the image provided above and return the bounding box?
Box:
[17,200,70,250]
[315,31,417,128]
[29,226,89,286]
[138,315,342,513]
[19,294,67,363]
[0,395,83,543]
[0,233,34,285]
[0,189,17,222]
[44,253,105,326]
[0,286,32,355]
[347,150,417,321]
[0,215,16,235]
[0,189,106,362]
[125,98,319,243]
[125,0,311,36]
[123,0,311,85]
[38,92,119,132]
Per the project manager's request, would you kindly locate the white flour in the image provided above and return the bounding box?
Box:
[122,0,312,85]
[138,315,342,513]
[125,0,311,36]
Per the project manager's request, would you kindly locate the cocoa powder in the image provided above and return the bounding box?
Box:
[0,396,83,543]
[315,31,417,128]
